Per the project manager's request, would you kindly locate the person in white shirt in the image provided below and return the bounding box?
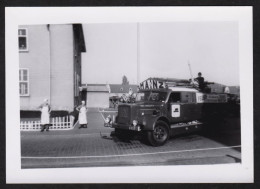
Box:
[39,99,51,132]
[76,101,88,129]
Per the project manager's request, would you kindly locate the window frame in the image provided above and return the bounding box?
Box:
[18,28,29,52]
[19,68,29,96]
[180,92,197,103]
[168,92,181,103]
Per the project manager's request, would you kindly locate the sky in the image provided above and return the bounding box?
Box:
[82,22,239,86]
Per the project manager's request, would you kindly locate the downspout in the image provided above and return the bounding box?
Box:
[47,24,51,104]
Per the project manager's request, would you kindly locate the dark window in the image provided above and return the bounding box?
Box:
[169,92,181,103]
[169,92,196,103]
[18,29,28,51]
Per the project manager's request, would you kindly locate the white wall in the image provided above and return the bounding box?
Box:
[19,24,76,111]
[19,25,51,110]
[50,25,74,111]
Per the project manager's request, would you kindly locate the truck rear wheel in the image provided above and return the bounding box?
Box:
[147,121,169,146]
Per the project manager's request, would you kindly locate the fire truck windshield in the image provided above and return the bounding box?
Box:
[136,91,167,102]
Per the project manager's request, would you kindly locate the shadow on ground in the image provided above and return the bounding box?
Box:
[199,117,241,152]
[100,116,241,152]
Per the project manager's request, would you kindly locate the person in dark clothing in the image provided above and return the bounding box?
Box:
[195,72,205,90]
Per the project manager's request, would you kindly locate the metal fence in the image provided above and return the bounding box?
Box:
[20,116,75,131]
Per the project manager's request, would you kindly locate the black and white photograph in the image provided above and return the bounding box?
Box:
[6,7,253,183]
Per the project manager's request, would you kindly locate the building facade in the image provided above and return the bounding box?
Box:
[19,24,86,112]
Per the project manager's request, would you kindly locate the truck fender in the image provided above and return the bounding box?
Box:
[152,116,170,130]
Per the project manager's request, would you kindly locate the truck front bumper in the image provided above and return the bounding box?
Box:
[112,123,142,131]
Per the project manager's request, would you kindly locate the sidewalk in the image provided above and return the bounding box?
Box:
[21,110,113,135]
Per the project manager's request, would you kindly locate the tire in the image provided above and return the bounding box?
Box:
[147,121,169,146]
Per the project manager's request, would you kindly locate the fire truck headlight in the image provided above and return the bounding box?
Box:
[132,120,138,126]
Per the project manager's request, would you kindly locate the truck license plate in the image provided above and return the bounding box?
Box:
[129,126,141,131]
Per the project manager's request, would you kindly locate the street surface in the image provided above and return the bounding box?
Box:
[21,108,241,168]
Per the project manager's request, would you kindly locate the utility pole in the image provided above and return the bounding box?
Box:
[137,22,140,85]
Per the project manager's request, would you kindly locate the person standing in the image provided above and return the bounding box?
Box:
[76,101,88,129]
[39,99,51,132]
[195,72,205,90]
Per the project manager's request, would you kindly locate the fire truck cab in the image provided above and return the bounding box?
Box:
[107,78,229,146]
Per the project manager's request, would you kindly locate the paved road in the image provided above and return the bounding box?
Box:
[21,109,241,168]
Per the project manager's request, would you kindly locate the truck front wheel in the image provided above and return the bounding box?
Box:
[147,121,169,146]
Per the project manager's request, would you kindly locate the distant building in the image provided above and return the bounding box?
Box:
[81,84,110,108]
[208,83,240,96]
[109,84,138,96]
[208,83,226,93]
[226,86,240,96]
[19,24,86,112]
[108,84,138,108]
[80,84,138,108]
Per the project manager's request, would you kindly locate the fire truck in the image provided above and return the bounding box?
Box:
[105,77,238,146]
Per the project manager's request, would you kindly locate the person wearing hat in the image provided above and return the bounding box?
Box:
[39,98,51,132]
[76,101,88,129]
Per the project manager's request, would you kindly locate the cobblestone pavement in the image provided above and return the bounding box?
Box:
[21,110,241,168]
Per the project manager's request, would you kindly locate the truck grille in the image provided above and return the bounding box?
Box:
[117,106,131,124]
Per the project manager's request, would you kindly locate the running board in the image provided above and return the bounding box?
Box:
[170,121,203,129]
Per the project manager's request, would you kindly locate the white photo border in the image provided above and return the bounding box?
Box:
[5,7,253,183]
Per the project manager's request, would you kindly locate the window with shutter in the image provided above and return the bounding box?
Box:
[19,69,29,96]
